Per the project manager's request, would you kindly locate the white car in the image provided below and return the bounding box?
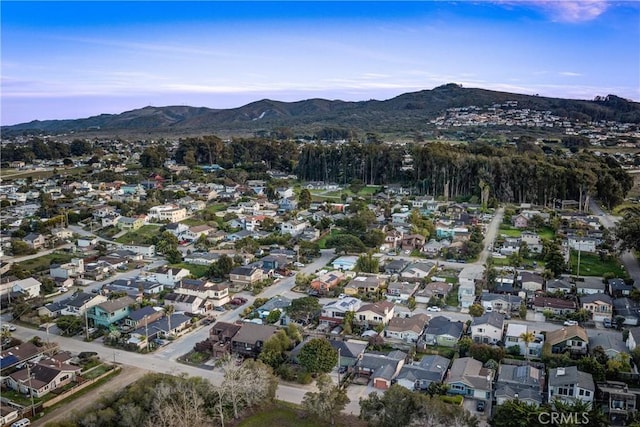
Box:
[563,320,578,326]
[426,306,442,312]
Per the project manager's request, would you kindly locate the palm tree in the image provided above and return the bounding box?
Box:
[519,331,535,361]
[164,304,175,337]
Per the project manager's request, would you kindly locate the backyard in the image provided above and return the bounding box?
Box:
[115,225,162,245]
[16,252,75,274]
[569,251,627,277]
[170,262,209,278]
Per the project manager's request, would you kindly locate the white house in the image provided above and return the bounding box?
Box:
[385,314,429,343]
[147,266,190,288]
[548,366,595,406]
[280,220,309,237]
[319,297,363,326]
[356,301,395,326]
[504,323,545,358]
[471,312,505,345]
[148,204,187,222]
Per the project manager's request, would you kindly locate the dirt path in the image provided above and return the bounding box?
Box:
[33,365,149,426]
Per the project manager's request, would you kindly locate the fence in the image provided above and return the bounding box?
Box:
[42,365,120,409]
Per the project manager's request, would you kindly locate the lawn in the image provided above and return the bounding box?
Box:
[16,252,74,274]
[445,284,459,306]
[498,224,522,238]
[115,225,162,245]
[180,218,208,226]
[569,251,627,277]
[238,403,359,427]
[82,364,113,380]
[171,263,209,278]
[316,228,341,249]
[202,203,228,215]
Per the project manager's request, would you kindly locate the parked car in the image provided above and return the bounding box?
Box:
[563,320,578,326]
[426,306,441,312]
[603,318,612,328]
[338,365,348,374]
[476,401,486,412]
[214,306,226,312]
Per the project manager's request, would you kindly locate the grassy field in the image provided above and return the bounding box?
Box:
[0,166,89,180]
[498,224,522,237]
[16,252,75,273]
[316,229,341,249]
[171,263,209,278]
[238,403,361,427]
[180,218,208,226]
[569,251,627,277]
[115,225,162,245]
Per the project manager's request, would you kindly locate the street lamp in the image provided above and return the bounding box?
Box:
[337,347,342,384]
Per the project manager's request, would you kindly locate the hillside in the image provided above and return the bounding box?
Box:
[2,84,639,138]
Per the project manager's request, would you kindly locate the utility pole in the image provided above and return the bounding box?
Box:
[27,363,36,416]
[145,316,149,352]
[337,347,341,385]
[84,308,90,341]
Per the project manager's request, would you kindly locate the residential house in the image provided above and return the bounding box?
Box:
[598,381,637,425]
[0,403,20,426]
[209,322,242,358]
[519,271,544,293]
[414,281,453,304]
[125,306,164,329]
[137,313,191,339]
[0,342,47,372]
[229,265,264,286]
[24,233,46,249]
[614,298,640,326]
[280,220,308,237]
[575,277,606,295]
[580,293,613,323]
[117,216,145,230]
[121,243,156,257]
[399,262,435,281]
[384,259,410,275]
[480,293,522,313]
[6,362,81,398]
[165,222,190,239]
[589,332,628,359]
[396,355,450,391]
[421,239,445,257]
[385,313,429,343]
[546,325,589,355]
[278,197,298,212]
[382,230,403,251]
[504,323,545,358]
[184,252,220,265]
[495,364,545,407]
[520,231,543,253]
[37,300,67,319]
[420,316,464,348]
[546,279,573,294]
[320,297,363,326]
[61,292,107,316]
[355,350,407,390]
[51,227,74,240]
[471,312,505,345]
[87,296,135,327]
[356,301,395,327]
[512,214,529,229]
[386,281,419,303]
[330,340,368,368]
[4,277,42,299]
[458,266,484,309]
[231,323,279,358]
[446,357,494,400]
[566,235,597,253]
[332,256,359,271]
[164,293,205,314]
[148,204,187,222]
[255,296,292,320]
[310,271,345,293]
[185,225,214,241]
[548,366,595,406]
[175,278,230,307]
[146,266,190,288]
[609,279,634,298]
[532,296,578,315]
[400,234,426,251]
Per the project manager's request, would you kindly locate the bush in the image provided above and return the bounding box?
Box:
[439,395,463,406]
[297,370,313,384]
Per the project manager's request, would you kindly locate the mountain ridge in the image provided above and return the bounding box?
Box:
[3,84,639,137]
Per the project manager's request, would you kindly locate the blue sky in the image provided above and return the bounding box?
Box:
[1,1,639,125]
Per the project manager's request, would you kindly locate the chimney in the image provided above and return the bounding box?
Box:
[557,367,565,376]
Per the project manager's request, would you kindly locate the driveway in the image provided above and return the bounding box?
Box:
[463,397,491,427]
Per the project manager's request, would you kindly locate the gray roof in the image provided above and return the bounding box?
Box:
[447,357,493,390]
[424,316,464,338]
[398,354,450,385]
[548,366,594,391]
[481,293,522,305]
[495,384,543,404]
[257,296,292,312]
[129,306,158,322]
[547,279,572,290]
[232,323,278,345]
[497,364,543,388]
[589,332,627,354]
[66,292,96,308]
[472,311,505,329]
[579,293,612,305]
[329,340,368,359]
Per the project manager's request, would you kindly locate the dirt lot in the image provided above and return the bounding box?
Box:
[33,365,148,426]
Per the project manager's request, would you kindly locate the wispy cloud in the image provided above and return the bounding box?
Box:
[498,1,610,23]
[559,71,583,77]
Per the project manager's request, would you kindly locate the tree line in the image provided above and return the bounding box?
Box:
[297,142,632,207]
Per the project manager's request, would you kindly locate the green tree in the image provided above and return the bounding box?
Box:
[302,373,350,426]
[164,304,175,336]
[298,338,338,374]
[469,303,484,317]
[492,399,541,427]
[519,331,535,361]
[544,240,566,278]
[56,315,83,336]
[349,178,365,194]
[298,188,312,210]
[615,215,640,253]
[356,252,379,273]
[285,297,321,324]
[264,309,282,324]
[578,356,606,382]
